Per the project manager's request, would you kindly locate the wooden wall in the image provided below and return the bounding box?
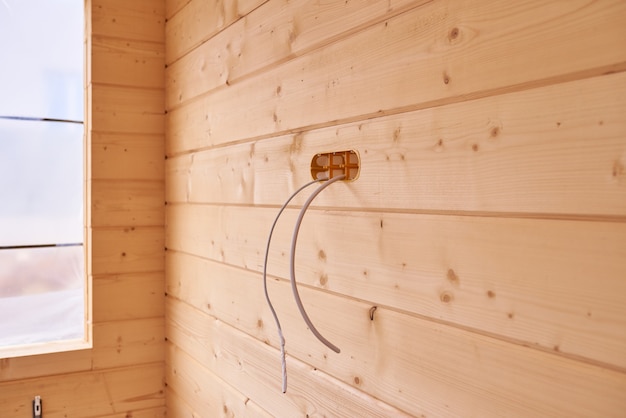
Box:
[165,0,626,416]
[4,0,625,417]
[0,1,166,417]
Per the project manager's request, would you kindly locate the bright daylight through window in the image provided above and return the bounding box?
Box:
[0,0,86,356]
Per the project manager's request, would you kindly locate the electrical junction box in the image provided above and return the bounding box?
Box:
[310,150,360,181]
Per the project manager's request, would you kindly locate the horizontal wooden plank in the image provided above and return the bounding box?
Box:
[99,407,166,418]
[93,318,164,370]
[0,349,92,383]
[165,388,200,418]
[165,204,626,371]
[93,272,165,322]
[0,318,163,382]
[166,72,626,216]
[91,132,164,181]
[166,298,414,417]
[165,0,266,63]
[102,363,165,415]
[91,0,165,43]
[165,343,271,418]
[166,269,626,417]
[165,0,428,108]
[91,85,164,135]
[92,36,164,88]
[165,0,191,20]
[166,0,626,154]
[91,180,164,227]
[0,364,164,417]
[92,226,164,275]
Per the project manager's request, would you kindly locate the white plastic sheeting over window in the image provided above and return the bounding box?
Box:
[0,0,85,353]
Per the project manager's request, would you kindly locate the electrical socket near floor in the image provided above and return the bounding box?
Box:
[33,395,42,418]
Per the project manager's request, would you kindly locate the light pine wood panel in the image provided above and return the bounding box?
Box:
[93,318,164,370]
[165,0,267,64]
[166,293,626,417]
[166,298,415,417]
[164,0,626,415]
[91,85,164,135]
[99,408,166,418]
[165,0,190,20]
[165,0,429,108]
[0,350,93,383]
[92,0,165,42]
[166,0,626,155]
[91,180,164,227]
[166,388,201,418]
[0,319,162,382]
[0,364,164,418]
[166,72,626,216]
[166,345,224,417]
[91,133,164,181]
[93,272,165,322]
[92,227,164,275]
[92,36,164,88]
[87,0,166,413]
[3,1,166,417]
[166,205,626,369]
[164,343,272,418]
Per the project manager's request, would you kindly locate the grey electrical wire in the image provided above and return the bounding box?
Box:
[263,178,322,393]
[289,174,345,354]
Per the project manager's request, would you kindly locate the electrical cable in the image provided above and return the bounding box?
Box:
[289,174,345,354]
[264,174,345,393]
[263,178,322,393]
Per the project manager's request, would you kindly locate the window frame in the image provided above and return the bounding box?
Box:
[0,1,92,359]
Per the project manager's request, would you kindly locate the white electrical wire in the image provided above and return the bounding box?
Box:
[263,178,321,393]
[264,174,346,393]
[289,174,345,354]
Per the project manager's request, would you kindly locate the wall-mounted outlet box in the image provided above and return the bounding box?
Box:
[310,150,360,181]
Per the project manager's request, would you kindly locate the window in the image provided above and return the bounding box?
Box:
[0,0,89,357]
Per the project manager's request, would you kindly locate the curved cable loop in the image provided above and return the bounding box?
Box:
[290,174,345,354]
[263,178,322,393]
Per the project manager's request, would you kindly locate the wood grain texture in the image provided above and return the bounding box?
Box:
[165,343,272,418]
[0,318,163,382]
[93,272,165,322]
[0,364,164,418]
[91,133,164,181]
[165,0,267,63]
[165,0,429,108]
[0,349,93,383]
[92,227,164,275]
[167,293,626,417]
[166,72,626,216]
[2,2,166,416]
[166,388,201,418]
[166,206,626,370]
[91,85,164,135]
[91,180,164,227]
[92,36,164,88]
[88,12,165,416]
[92,0,165,42]
[92,318,164,370]
[166,297,415,417]
[98,408,166,418]
[166,0,626,154]
[165,0,190,20]
[164,0,626,415]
